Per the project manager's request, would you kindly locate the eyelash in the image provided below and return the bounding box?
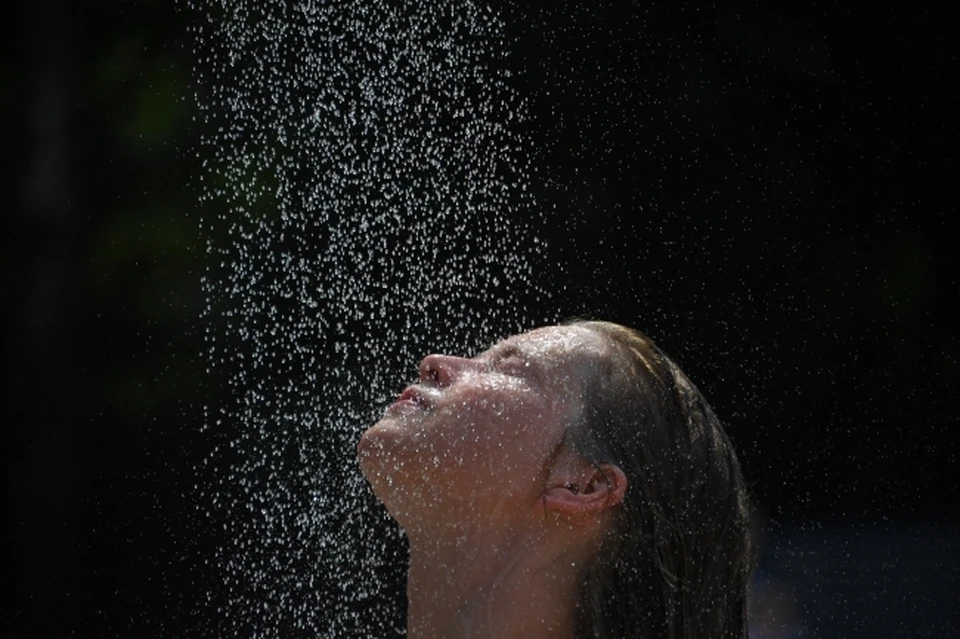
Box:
[495,356,527,375]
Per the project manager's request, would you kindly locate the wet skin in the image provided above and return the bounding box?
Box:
[358,325,610,530]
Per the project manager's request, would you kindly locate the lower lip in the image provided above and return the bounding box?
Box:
[388,398,422,411]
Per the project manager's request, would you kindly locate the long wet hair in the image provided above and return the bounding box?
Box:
[567,321,755,639]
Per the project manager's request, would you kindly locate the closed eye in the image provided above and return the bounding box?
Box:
[495,355,527,375]
[487,346,542,386]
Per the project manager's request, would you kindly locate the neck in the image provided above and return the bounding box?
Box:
[405,522,586,639]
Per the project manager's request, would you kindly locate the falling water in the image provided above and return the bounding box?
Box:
[190,1,548,635]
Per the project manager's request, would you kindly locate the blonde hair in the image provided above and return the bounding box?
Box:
[566,321,755,638]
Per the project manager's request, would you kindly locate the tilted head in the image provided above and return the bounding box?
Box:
[357,320,755,638]
[358,324,622,541]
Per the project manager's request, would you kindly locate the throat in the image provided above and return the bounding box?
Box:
[405,534,581,639]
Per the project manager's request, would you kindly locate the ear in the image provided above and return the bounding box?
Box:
[543,464,627,516]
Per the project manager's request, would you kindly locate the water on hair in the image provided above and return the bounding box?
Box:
[190,1,549,636]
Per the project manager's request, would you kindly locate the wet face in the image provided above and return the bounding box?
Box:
[357,325,609,529]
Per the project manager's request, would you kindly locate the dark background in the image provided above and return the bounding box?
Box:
[6,1,958,637]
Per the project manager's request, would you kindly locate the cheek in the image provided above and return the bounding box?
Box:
[449,394,561,483]
[446,385,540,446]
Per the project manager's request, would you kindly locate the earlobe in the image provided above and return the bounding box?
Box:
[543,464,627,515]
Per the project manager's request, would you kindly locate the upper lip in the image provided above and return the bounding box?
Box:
[397,385,430,408]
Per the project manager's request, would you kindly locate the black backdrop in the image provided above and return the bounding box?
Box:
[7,1,958,637]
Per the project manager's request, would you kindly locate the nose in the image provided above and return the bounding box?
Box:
[419,354,475,386]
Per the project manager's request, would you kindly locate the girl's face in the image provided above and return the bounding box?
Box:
[358,325,609,529]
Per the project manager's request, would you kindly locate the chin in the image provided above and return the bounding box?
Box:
[357,418,411,486]
[357,430,411,523]
[358,419,446,523]
[357,421,389,473]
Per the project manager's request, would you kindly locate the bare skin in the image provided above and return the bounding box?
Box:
[359,326,627,639]
[405,519,585,638]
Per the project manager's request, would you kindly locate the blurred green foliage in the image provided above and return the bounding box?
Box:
[75,5,208,432]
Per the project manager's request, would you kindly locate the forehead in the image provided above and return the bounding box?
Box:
[493,325,609,370]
